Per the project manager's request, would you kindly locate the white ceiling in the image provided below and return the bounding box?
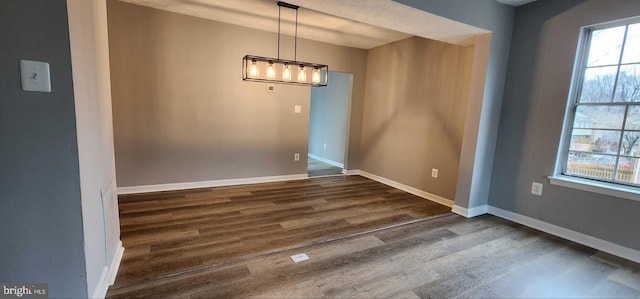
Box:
[118,0,410,49]
[286,0,488,46]
[495,0,537,7]
[118,0,489,49]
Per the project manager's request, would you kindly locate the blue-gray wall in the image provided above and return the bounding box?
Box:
[490,0,640,250]
[308,71,352,166]
[0,0,88,297]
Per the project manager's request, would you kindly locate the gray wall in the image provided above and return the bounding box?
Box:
[308,71,352,166]
[490,0,640,250]
[393,0,514,209]
[107,1,367,187]
[0,0,88,297]
[360,37,473,200]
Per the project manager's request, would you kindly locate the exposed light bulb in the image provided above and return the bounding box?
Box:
[298,66,307,82]
[267,62,276,79]
[312,68,321,84]
[250,60,259,77]
[283,64,291,81]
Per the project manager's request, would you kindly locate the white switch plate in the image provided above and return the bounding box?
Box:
[431,168,438,178]
[531,182,543,196]
[294,105,302,114]
[20,60,51,92]
[294,153,300,161]
[290,253,309,263]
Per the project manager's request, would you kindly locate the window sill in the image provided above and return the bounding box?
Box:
[548,175,640,202]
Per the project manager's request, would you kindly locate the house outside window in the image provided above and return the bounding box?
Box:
[558,18,640,188]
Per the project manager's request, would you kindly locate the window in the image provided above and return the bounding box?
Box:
[560,19,640,188]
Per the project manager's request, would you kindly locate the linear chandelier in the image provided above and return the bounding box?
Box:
[242,1,328,87]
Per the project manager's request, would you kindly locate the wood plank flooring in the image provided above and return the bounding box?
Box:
[107,213,640,298]
[307,157,343,177]
[112,175,451,288]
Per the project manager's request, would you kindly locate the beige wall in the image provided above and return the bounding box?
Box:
[107,0,367,187]
[360,37,474,200]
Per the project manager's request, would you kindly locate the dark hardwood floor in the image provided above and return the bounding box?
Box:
[107,212,640,298]
[111,175,451,289]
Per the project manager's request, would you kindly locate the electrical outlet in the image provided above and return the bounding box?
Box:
[431,168,438,178]
[267,84,276,92]
[323,143,327,149]
[294,105,302,113]
[531,182,543,196]
[294,153,300,161]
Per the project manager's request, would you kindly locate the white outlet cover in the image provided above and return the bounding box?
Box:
[531,182,543,196]
[294,105,302,113]
[20,60,51,92]
[431,168,438,178]
[290,253,309,263]
[294,153,300,161]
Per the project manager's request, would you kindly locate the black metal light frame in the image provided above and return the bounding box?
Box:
[242,55,328,87]
[242,1,329,87]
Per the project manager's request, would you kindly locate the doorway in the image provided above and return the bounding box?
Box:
[308,71,353,177]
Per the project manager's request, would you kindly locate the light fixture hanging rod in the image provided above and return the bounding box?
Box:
[277,4,280,59]
[276,2,300,61]
[295,8,298,61]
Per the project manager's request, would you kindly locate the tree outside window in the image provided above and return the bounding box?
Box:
[564,22,640,185]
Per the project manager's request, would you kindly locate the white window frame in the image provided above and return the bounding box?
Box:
[550,16,640,202]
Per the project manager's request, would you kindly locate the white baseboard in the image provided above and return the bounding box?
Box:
[358,170,454,207]
[452,204,488,218]
[308,153,344,168]
[108,241,124,285]
[488,206,640,264]
[343,169,360,175]
[90,241,123,299]
[117,174,309,195]
[91,266,109,299]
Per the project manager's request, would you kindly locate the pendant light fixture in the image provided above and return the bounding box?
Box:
[243,1,328,87]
